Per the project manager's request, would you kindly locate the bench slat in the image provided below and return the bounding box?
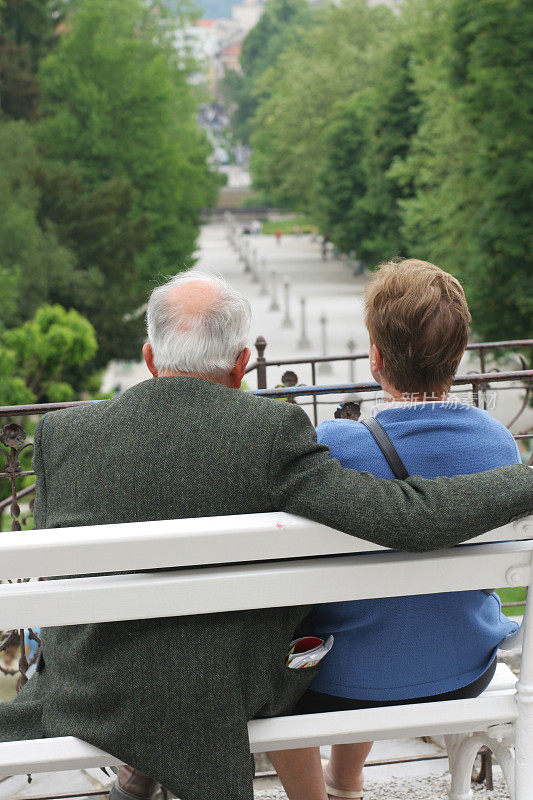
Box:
[0,692,517,777]
[1,543,531,629]
[1,513,531,581]
[0,738,123,778]
[249,691,518,751]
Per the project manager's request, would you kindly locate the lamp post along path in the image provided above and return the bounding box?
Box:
[318,314,332,375]
[269,271,280,312]
[281,278,294,329]
[297,297,312,350]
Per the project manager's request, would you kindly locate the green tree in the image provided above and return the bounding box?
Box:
[395,0,533,340]
[0,121,75,330]
[250,0,394,210]
[0,0,66,120]
[35,162,149,366]
[224,0,314,143]
[0,304,98,404]
[37,0,219,282]
[316,42,418,263]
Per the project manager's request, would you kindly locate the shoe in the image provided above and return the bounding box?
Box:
[108,765,160,800]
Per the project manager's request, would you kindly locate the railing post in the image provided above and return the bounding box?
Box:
[479,347,486,375]
[255,336,267,390]
[311,362,318,426]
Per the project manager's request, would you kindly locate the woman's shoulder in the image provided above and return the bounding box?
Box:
[316,419,370,447]
[466,405,515,435]
[452,404,521,462]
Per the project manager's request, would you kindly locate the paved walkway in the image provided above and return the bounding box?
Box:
[104,223,532,432]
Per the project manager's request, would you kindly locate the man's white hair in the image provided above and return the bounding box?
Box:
[146,270,251,377]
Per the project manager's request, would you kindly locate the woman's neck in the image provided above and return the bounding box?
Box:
[381,385,449,403]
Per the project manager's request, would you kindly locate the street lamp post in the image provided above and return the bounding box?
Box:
[259,258,269,296]
[269,271,280,312]
[318,314,332,375]
[297,297,312,349]
[281,278,294,329]
[243,239,251,273]
[250,249,259,283]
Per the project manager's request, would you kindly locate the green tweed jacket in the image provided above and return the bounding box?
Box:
[1,378,532,800]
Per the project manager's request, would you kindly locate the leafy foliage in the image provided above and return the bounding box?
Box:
[0,121,76,329]
[0,305,97,404]
[37,0,219,281]
[0,0,221,403]
[221,0,315,143]
[250,0,394,210]
[395,0,533,340]
[0,0,66,120]
[35,162,149,366]
[248,0,533,340]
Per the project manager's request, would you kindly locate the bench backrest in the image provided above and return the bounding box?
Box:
[1,513,532,630]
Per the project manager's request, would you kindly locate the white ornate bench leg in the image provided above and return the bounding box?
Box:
[445,733,479,800]
[515,568,533,800]
[445,727,516,800]
[488,727,515,799]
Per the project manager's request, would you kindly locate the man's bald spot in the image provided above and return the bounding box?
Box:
[166,280,222,327]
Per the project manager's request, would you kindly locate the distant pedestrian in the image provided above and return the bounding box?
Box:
[275,230,282,245]
[275,370,299,404]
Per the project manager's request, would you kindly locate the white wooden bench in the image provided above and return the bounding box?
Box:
[1,512,532,800]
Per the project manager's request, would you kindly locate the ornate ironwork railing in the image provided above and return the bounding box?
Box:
[245,337,533,425]
[1,338,532,687]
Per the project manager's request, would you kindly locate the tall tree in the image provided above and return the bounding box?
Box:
[35,163,149,366]
[37,0,219,282]
[0,121,75,330]
[316,41,418,264]
[395,0,533,340]
[222,0,314,143]
[250,0,395,210]
[0,0,65,120]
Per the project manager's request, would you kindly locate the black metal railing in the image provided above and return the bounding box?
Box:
[246,337,533,425]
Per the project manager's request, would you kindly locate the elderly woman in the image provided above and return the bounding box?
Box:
[269,259,520,800]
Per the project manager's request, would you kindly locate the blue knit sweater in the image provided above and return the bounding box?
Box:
[308,403,520,700]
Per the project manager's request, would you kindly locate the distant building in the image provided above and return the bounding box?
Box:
[220,41,242,73]
[176,0,264,92]
[231,0,264,33]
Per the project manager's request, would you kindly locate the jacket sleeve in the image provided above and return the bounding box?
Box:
[267,404,533,552]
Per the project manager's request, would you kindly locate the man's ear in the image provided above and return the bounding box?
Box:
[230,347,251,388]
[143,342,158,377]
[369,343,383,381]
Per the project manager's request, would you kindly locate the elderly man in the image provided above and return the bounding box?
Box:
[1,270,532,800]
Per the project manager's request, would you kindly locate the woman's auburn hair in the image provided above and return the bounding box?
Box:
[365,259,471,395]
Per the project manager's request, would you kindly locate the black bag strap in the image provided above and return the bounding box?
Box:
[360,417,410,480]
